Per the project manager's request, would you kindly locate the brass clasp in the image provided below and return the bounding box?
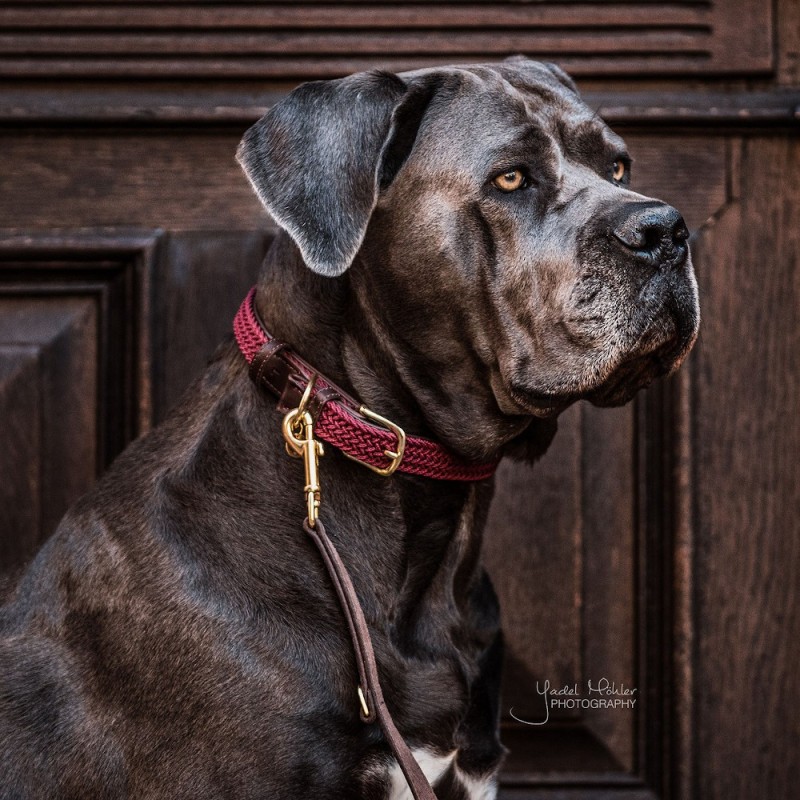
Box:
[283,407,324,527]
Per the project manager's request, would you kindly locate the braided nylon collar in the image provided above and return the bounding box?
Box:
[233,288,499,481]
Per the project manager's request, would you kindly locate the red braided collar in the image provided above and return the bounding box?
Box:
[233,288,499,481]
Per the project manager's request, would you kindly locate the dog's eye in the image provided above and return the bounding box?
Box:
[492,169,528,192]
[612,160,627,183]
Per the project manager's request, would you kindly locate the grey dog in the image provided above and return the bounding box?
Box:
[0,59,699,798]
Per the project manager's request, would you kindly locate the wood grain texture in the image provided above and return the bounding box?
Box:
[0,1,772,79]
[690,135,800,800]
[0,4,709,30]
[581,403,637,772]
[485,405,584,719]
[499,790,655,800]
[0,132,272,231]
[622,136,728,233]
[778,0,800,86]
[155,231,270,419]
[0,232,158,572]
[0,347,41,571]
[2,88,797,126]
[486,399,647,783]
[0,298,97,572]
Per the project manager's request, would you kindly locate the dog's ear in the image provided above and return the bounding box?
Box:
[238,70,436,277]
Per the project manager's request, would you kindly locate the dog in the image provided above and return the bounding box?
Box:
[0,58,699,799]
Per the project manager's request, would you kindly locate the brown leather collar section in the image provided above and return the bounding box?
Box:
[248,323,358,423]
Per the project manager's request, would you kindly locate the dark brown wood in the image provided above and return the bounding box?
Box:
[0,297,103,571]
[0,132,273,231]
[2,89,798,127]
[485,410,583,716]
[0,1,773,79]
[0,5,709,30]
[155,231,270,419]
[0,3,797,798]
[0,341,45,572]
[689,135,800,800]
[0,232,156,572]
[485,400,642,783]
[582,404,637,772]
[622,136,728,233]
[500,791,655,800]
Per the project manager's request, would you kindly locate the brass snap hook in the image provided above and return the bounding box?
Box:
[283,375,318,458]
[282,405,324,528]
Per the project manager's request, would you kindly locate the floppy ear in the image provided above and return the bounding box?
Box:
[237,70,435,277]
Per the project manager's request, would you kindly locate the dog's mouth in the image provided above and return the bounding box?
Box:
[586,346,671,406]
[507,384,577,417]
[508,343,673,414]
[508,286,698,414]
[588,301,698,406]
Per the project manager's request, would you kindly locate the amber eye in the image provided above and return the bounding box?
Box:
[612,160,627,182]
[492,169,527,192]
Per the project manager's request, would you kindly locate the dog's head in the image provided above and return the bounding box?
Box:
[238,60,700,455]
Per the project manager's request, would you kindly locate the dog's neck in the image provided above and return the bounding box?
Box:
[254,235,435,442]
[248,235,498,632]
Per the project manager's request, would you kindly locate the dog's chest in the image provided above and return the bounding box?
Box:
[383,748,498,799]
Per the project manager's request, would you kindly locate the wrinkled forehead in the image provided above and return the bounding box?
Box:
[401,63,626,168]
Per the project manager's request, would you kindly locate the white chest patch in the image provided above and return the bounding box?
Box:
[386,748,498,799]
[453,764,498,800]
[387,749,454,800]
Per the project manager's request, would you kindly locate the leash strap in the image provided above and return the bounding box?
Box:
[303,519,438,800]
[234,286,488,798]
[234,287,499,481]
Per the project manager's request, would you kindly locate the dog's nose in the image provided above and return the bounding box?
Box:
[610,202,689,268]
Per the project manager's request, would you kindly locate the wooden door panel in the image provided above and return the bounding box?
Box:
[0,344,43,570]
[0,297,97,571]
[0,132,270,232]
[0,1,773,79]
[485,402,640,787]
[0,232,157,572]
[155,231,270,419]
[687,136,799,800]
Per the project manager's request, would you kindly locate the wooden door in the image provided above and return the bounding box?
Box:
[1,3,798,798]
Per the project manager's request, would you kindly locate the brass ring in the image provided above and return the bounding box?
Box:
[296,374,317,418]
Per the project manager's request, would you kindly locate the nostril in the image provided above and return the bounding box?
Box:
[641,224,665,253]
[672,217,690,245]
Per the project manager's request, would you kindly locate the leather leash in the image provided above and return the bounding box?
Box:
[233,287,499,799]
[303,519,437,800]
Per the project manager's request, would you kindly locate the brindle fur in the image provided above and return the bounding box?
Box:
[0,59,699,799]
